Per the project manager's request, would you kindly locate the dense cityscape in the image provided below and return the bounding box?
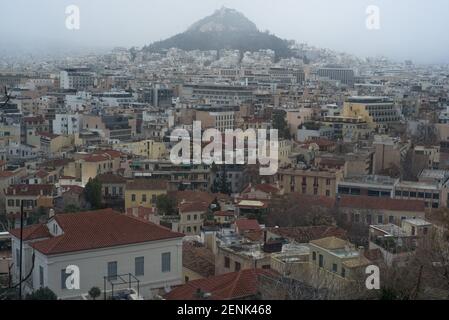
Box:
[1,5,449,302]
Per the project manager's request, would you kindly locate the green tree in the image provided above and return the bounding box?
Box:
[272,109,291,140]
[26,287,57,300]
[88,287,101,300]
[84,178,102,210]
[27,207,47,225]
[156,194,177,216]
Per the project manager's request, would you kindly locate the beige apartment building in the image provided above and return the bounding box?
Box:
[278,168,343,197]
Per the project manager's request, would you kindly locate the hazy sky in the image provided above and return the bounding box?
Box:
[1,0,449,63]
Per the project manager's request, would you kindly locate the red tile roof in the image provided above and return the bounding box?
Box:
[235,219,262,233]
[62,185,84,195]
[267,226,347,243]
[5,184,55,196]
[9,224,51,241]
[214,211,235,217]
[96,173,127,184]
[13,209,184,255]
[179,201,209,213]
[242,183,280,195]
[164,269,271,300]
[339,196,425,212]
[169,190,216,205]
[83,154,109,163]
[0,171,14,178]
[182,241,215,278]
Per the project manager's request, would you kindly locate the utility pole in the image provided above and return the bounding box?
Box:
[18,200,24,299]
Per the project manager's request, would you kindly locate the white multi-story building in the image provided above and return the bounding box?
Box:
[53,114,83,135]
[10,209,184,300]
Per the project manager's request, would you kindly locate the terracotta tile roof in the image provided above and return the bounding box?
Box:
[62,185,84,195]
[267,226,347,244]
[35,170,49,179]
[169,190,215,205]
[0,171,14,178]
[96,173,127,184]
[182,241,215,278]
[235,219,262,233]
[179,201,209,213]
[242,183,280,195]
[21,209,183,255]
[214,211,235,217]
[339,196,425,212]
[9,224,51,241]
[5,184,55,196]
[164,269,272,300]
[126,179,168,191]
[83,154,109,163]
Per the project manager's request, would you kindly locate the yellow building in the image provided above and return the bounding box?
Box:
[63,151,122,186]
[114,139,167,159]
[342,96,400,130]
[125,179,168,210]
[0,124,20,147]
[278,168,343,197]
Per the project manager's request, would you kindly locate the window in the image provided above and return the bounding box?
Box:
[341,267,346,278]
[377,215,383,224]
[224,257,230,268]
[319,254,324,268]
[312,251,316,261]
[235,262,241,271]
[39,266,44,287]
[326,190,330,197]
[162,252,171,273]
[131,194,136,202]
[187,215,191,221]
[389,216,394,224]
[142,194,147,202]
[332,263,338,273]
[61,269,69,289]
[108,261,118,280]
[194,214,198,220]
[132,257,145,277]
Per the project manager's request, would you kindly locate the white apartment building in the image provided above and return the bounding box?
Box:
[10,209,184,300]
[53,114,83,135]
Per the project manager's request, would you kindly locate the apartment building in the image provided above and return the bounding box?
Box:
[342,96,401,130]
[125,179,168,210]
[278,167,343,197]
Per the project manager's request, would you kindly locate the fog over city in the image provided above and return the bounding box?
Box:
[1,0,449,64]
